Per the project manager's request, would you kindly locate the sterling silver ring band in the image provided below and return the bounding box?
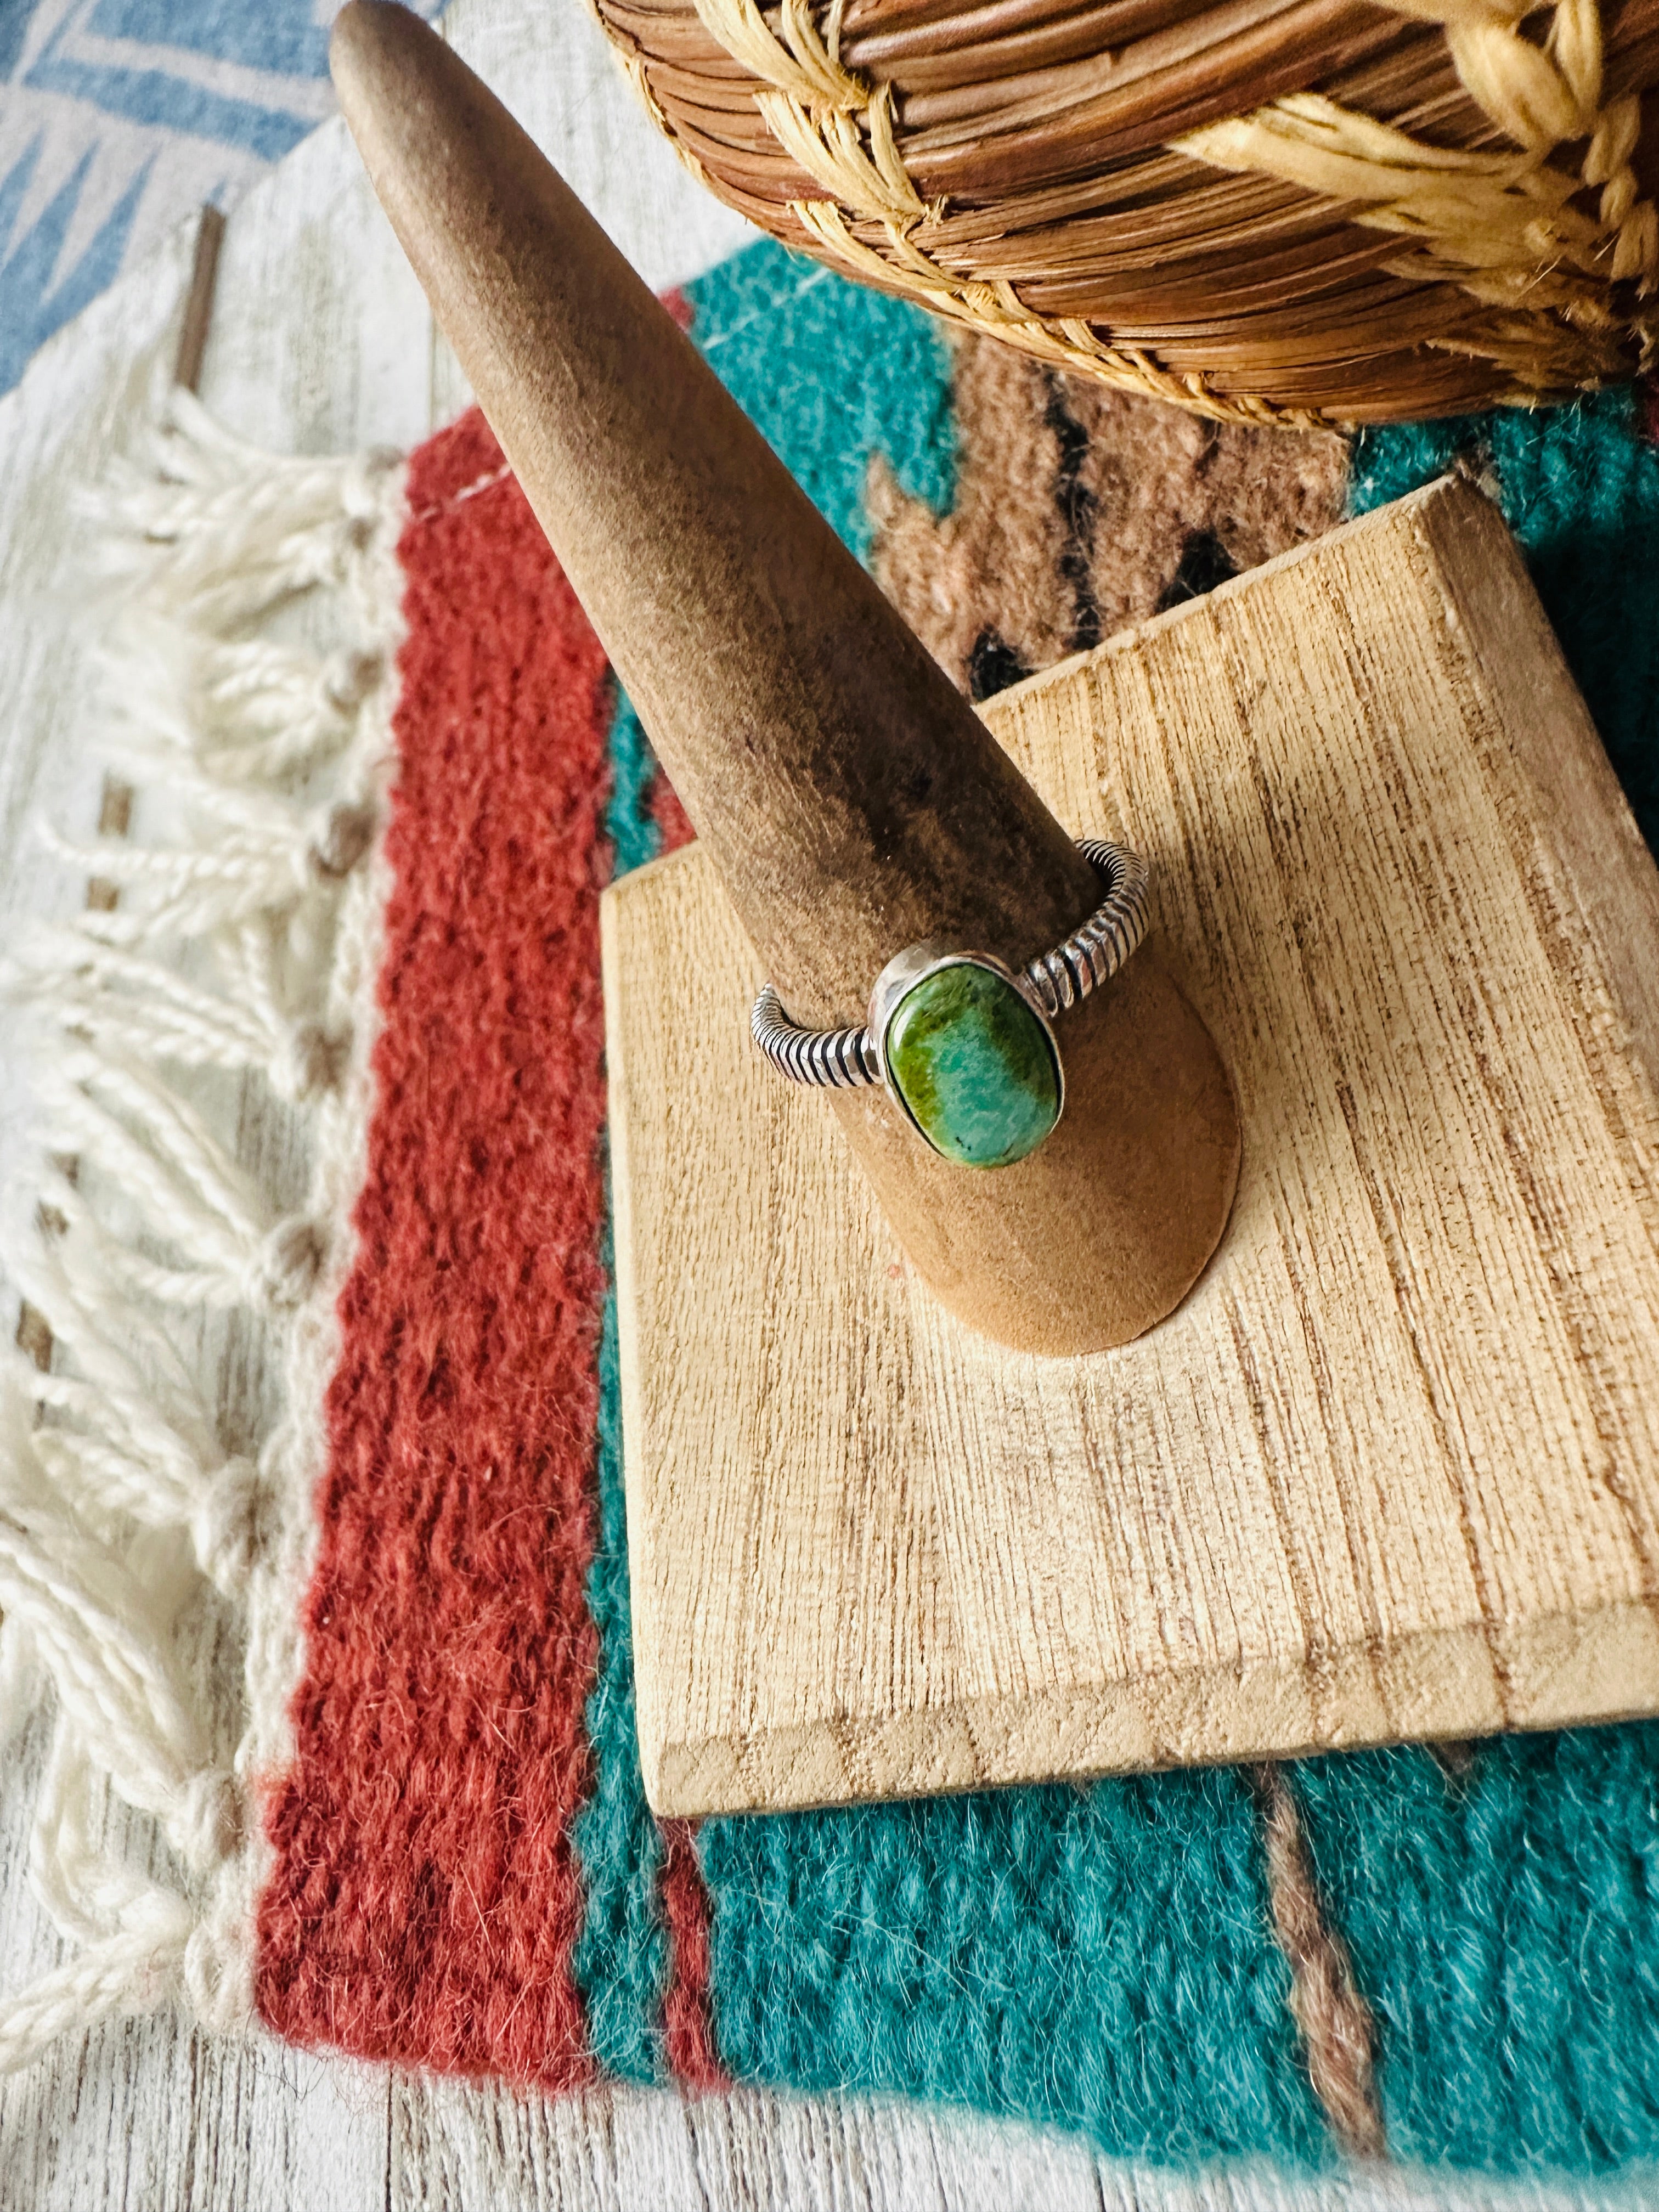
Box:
[749,838,1150,1090]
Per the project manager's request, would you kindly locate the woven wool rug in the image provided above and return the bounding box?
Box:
[5,235,1659,2186]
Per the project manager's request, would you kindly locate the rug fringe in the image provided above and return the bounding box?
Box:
[0,388,405,2073]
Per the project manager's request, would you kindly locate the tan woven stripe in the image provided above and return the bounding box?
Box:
[866,334,1077,692]
[1251,1762,1389,2162]
[867,330,1349,691]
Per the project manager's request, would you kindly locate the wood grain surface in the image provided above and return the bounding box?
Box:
[606,476,1659,1819]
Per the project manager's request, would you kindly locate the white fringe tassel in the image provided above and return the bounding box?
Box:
[0,386,404,2074]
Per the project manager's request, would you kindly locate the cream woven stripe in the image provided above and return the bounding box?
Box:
[598,0,1647,417]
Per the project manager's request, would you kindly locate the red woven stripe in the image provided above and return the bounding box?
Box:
[650,772,696,856]
[256,410,610,2084]
[659,1819,726,2088]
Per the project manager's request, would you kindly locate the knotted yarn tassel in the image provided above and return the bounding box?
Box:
[0,391,404,2073]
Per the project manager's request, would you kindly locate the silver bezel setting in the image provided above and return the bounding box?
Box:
[750,839,1148,1168]
[867,940,1066,1156]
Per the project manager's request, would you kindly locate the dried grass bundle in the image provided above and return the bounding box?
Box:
[589,0,1659,422]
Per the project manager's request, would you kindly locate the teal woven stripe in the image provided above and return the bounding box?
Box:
[682,239,957,561]
[1352,388,1659,851]
[1291,1732,1659,2171]
[571,674,662,2077]
[571,238,958,2083]
[569,1260,665,2081]
[699,1776,1329,2163]
[604,687,662,884]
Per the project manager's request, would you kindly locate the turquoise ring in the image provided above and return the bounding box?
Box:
[749,839,1149,1170]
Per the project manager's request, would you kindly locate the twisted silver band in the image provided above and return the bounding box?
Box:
[749,989,882,1088]
[1020,838,1151,1018]
[751,838,1149,1087]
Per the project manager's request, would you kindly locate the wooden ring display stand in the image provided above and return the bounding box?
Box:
[330,0,1239,1362]
[334,2,1659,1819]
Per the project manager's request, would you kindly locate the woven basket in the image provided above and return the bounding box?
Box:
[589,0,1659,425]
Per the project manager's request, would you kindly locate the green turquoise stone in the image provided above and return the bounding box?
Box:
[884,961,1061,1168]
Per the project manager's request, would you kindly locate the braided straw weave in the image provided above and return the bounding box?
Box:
[589,0,1659,424]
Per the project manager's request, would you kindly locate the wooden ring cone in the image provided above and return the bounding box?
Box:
[329,0,1240,1355]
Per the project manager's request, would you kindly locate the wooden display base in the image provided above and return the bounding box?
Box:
[602,478,1659,1819]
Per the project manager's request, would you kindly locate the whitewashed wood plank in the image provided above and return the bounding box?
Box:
[390,2074,1656,2212]
[445,0,756,292]
[195,115,439,457]
[197,0,758,458]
